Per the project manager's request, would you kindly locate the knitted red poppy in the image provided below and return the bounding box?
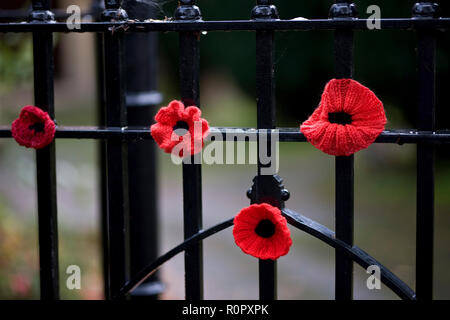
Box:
[11,105,56,149]
[150,100,209,157]
[233,203,292,260]
[300,79,386,156]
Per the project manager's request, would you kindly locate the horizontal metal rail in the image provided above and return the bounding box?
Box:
[0,18,449,33]
[1,126,450,144]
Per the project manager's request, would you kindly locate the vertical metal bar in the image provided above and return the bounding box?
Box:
[334,154,354,300]
[101,0,130,299]
[256,30,276,131]
[124,0,164,299]
[253,0,279,301]
[91,0,109,298]
[330,1,356,300]
[175,0,203,300]
[30,0,59,300]
[413,2,438,300]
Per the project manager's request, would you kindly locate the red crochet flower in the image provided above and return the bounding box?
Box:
[11,105,56,149]
[150,100,209,157]
[233,203,292,260]
[300,79,386,156]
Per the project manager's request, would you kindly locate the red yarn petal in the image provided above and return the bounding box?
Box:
[151,100,209,157]
[154,100,184,126]
[11,105,56,149]
[233,203,292,260]
[201,119,209,137]
[182,106,201,121]
[300,79,386,156]
[150,122,180,153]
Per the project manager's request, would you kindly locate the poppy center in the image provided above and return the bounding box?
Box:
[172,120,189,135]
[328,112,352,125]
[29,122,45,133]
[255,219,275,238]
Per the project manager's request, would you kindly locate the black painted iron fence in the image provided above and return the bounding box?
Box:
[0,0,449,300]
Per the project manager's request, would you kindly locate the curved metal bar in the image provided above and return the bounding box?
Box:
[116,208,416,300]
[115,217,234,299]
[282,208,416,300]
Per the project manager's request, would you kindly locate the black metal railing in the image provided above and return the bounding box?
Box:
[0,0,448,300]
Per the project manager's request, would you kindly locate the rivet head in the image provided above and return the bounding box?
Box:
[281,189,290,201]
